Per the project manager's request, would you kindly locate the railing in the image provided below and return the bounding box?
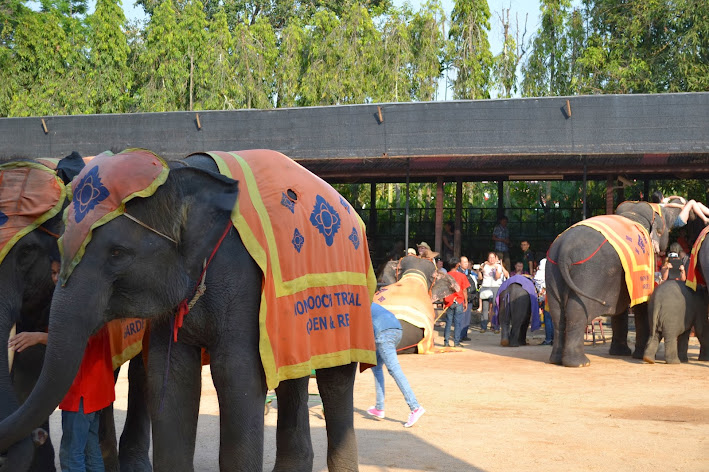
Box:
[360,205,607,271]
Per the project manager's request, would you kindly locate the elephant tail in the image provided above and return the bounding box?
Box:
[554,252,609,306]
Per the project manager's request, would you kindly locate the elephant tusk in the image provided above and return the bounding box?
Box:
[8,323,15,374]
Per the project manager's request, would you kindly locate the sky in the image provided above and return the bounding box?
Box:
[118,0,547,99]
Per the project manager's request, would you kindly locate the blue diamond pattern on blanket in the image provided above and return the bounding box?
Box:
[281,192,295,213]
[73,166,109,223]
[292,228,304,253]
[349,227,360,249]
[0,211,7,226]
[309,195,340,246]
[340,196,351,213]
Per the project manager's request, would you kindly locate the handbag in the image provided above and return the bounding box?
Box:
[479,288,494,300]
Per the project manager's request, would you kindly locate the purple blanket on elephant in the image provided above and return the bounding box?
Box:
[493,275,541,331]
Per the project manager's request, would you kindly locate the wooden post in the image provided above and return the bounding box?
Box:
[606,176,614,214]
[369,182,377,239]
[435,177,444,255]
[455,179,463,259]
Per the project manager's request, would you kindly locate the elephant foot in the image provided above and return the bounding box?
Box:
[698,354,709,362]
[631,349,645,360]
[500,339,509,347]
[642,355,655,364]
[666,357,681,365]
[562,353,591,367]
[549,349,563,365]
[609,343,632,357]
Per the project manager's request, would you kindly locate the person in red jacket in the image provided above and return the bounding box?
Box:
[58,324,115,472]
[443,258,471,347]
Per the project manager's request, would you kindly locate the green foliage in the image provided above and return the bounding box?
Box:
[448,0,494,99]
[87,0,132,113]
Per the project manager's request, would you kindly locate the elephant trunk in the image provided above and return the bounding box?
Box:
[0,305,35,472]
[0,291,92,452]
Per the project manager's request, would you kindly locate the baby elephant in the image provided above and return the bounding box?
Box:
[643,280,709,364]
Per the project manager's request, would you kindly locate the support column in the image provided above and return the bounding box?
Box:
[435,177,444,254]
[455,179,462,259]
[497,180,504,219]
[606,176,614,215]
[368,182,377,239]
[582,156,588,219]
[405,160,410,252]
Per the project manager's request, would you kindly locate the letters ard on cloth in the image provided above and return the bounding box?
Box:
[686,225,709,291]
[198,150,377,389]
[574,215,655,306]
[373,272,437,354]
[0,161,66,265]
[59,149,169,282]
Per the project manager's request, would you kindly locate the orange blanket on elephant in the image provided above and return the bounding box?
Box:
[372,273,435,354]
[106,319,146,370]
[201,150,377,389]
[686,225,709,291]
[0,162,66,265]
[575,215,654,306]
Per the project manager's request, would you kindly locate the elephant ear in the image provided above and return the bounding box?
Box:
[171,167,239,278]
[378,260,398,284]
[55,151,85,185]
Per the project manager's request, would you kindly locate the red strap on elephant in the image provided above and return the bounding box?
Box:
[173,222,232,342]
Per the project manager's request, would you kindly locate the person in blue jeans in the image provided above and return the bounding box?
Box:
[366,303,425,428]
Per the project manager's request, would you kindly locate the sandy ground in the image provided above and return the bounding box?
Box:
[50,321,709,471]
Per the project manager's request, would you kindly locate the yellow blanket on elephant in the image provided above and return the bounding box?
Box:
[0,162,66,265]
[201,150,377,389]
[106,319,146,370]
[372,273,435,354]
[575,215,654,306]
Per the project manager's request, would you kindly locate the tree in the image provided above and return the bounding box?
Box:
[231,16,276,109]
[376,5,413,103]
[448,0,494,99]
[180,0,208,111]
[135,0,187,111]
[492,8,527,98]
[195,9,237,110]
[521,0,579,97]
[409,0,446,101]
[87,0,132,113]
[274,18,304,108]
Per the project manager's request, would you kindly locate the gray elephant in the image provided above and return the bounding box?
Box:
[0,156,150,472]
[643,280,709,364]
[546,201,684,367]
[495,275,540,347]
[0,148,378,471]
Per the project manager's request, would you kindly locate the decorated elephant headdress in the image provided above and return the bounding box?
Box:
[0,161,67,265]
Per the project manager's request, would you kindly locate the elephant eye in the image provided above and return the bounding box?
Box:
[110,246,125,257]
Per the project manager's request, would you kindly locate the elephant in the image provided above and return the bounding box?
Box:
[0,148,378,471]
[643,280,709,364]
[545,200,684,367]
[0,156,151,472]
[374,255,459,354]
[495,275,540,347]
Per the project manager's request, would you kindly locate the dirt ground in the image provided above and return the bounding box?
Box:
[51,321,709,471]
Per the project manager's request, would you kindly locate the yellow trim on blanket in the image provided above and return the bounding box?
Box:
[111,340,143,371]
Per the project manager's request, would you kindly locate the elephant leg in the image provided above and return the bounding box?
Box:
[315,362,358,472]
[499,305,510,346]
[548,295,563,365]
[609,311,632,356]
[147,325,202,472]
[643,333,661,364]
[119,355,151,472]
[29,418,56,472]
[664,334,681,364]
[518,317,530,346]
[677,330,690,363]
[99,403,119,472]
[632,303,650,359]
[209,344,266,472]
[561,296,590,367]
[271,377,313,472]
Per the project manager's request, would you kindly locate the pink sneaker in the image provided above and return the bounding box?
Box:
[404,407,425,428]
[366,407,385,419]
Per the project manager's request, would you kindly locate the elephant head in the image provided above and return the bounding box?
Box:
[387,254,459,302]
[616,200,683,255]
[0,154,83,471]
[0,158,239,454]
